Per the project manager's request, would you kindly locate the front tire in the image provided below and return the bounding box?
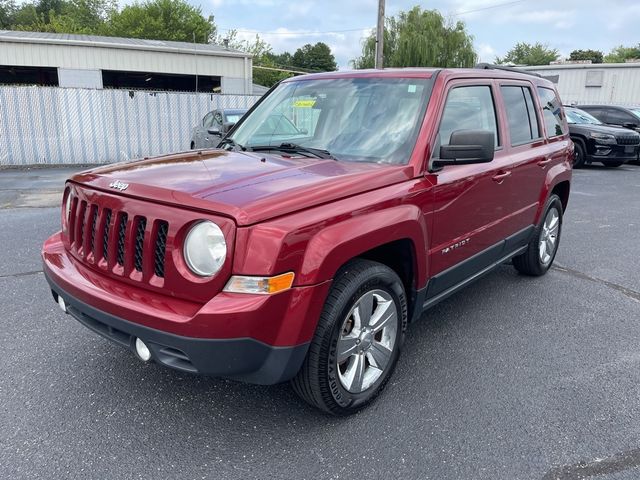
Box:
[573,141,586,168]
[513,194,563,276]
[291,259,407,415]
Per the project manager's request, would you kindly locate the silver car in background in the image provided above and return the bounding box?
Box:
[190,108,248,149]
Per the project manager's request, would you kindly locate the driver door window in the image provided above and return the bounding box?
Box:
[437,86,499,150]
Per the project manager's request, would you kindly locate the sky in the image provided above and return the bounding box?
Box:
[198,0,640,68]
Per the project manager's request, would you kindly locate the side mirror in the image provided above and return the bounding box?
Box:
[434,130,495,167]
[623,122,639,129]
[222,121,236,134]
[207,127,221,136]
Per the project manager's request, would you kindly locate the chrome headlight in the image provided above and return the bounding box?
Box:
[183,221,227,277]
[62,188,72,230]
[590,132,616,145]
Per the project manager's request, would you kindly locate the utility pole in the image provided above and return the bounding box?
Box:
[375,0,385,69]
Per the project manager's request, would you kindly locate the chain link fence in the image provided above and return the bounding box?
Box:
[0,86,262,166]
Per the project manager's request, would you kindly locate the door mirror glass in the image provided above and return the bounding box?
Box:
[435,129,495,167]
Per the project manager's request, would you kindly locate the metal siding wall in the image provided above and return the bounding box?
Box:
[529,67,640,105]
[0,42,249,78]
[0,86,260,166]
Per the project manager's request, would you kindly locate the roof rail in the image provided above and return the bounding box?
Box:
[474,63,543,78]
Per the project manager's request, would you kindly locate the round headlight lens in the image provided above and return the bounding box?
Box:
[183,221,227,277]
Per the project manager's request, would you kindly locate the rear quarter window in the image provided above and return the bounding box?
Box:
[537,87,567,138]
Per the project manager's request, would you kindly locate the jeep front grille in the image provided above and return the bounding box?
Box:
[616,135,640,146]
[154,221,168,278]
[68,201,169,279]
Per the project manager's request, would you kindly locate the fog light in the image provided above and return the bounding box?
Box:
[57,295,67,313]
[135,338,152,362]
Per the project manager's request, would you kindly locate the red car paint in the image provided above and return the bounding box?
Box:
[42,68,572,378]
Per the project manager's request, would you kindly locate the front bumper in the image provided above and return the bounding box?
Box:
[43,232,331,384]
[47,276,308,384]
[587,143,638,163]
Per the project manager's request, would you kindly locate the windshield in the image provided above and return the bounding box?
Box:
[566,108,602,125]
[630,108,640,121]
[229,77,433,164]
[225,114,244,124]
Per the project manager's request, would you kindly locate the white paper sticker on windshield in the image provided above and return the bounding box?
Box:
[408,85,417,93]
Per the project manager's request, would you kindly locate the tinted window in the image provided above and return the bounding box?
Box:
[606,108,636,125]
[537,87,567,137]
[523,88,540,138]
[581,107,607,122]
[501,86,540,145]
[202,112,214,128]
[438,85,499,148]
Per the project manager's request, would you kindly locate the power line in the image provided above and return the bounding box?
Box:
[218,27,371,36]
[217,0,526,37]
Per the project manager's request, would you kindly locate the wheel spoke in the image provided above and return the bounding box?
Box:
[547,211,559,231]
[337,336,359,363]
[343,353,366,392]
[368,342,392,370]
[370,299,396,333]
[356,291,374,328]
[539,239,547,258]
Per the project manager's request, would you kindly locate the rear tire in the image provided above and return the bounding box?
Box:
[602,161,624,168]
[513,194,563,276]
[190,142,195,149]
[573,141,586,168]
[291,259,407,415]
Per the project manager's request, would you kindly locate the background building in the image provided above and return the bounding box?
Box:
[522,62,640,106]
[0,30,253,94]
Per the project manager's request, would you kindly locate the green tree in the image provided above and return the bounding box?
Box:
[0,0,16,28]
[107,0,214,43]
[352,6,477,69]
[44,0,116,34]
[495,42,559,66]
[233,35,293,87]
[291,42,337,71]
[568,49,603,64]
[604,44,640,63]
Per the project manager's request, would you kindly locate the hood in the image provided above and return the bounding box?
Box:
[568,122,640,137]
[71,150,414,225]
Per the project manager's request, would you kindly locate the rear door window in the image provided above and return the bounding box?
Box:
[500,86,541,145]
[438,85,499,149]
[537,87,567,138]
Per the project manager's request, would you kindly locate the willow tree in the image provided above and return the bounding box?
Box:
[352,6,477,69]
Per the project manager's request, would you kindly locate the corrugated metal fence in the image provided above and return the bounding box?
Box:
[0,86,261,166]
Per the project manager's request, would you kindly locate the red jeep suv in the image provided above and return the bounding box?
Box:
[42,66,572,415]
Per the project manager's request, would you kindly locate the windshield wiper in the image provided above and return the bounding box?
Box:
[249,143,337,160]
[218,138,246,151]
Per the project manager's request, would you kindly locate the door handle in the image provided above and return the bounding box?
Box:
[537,157,552,166]
[492,171,512,183]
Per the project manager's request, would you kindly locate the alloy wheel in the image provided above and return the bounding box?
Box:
[539,207,560,265]
[336,289,398,393]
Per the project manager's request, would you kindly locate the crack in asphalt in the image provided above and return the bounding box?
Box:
[0,270,43,279]
[552,264,640,303]
[542,448,640,479]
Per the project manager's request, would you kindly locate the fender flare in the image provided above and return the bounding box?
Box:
[296,204,429,288]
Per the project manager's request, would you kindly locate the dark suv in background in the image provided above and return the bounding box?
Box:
[565,106,640,168]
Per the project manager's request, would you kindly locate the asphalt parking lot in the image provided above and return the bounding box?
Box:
[1,164,639,480]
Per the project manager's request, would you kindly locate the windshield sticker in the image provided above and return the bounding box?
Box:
[293,99,316,108]
[408,85,417,93]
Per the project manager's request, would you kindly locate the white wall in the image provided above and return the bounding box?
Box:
[525,65,640,105]
[0,41,251,93]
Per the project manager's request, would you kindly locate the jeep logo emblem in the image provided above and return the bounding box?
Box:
[109,180,129,191]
